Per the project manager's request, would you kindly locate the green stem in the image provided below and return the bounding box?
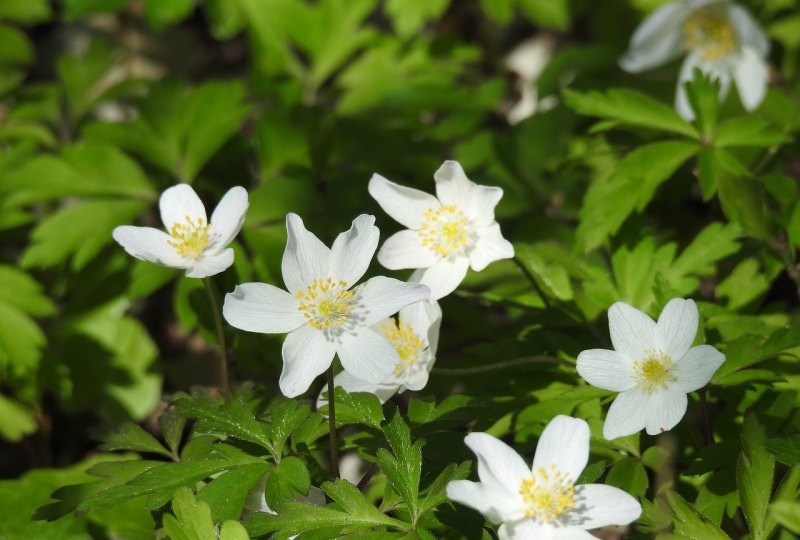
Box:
[698,388,713,447]
[203,278,230,399]
[512,256,552,311]
[327,366,340,478]
[432,355,562,375]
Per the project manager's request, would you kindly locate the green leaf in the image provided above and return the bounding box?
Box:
[514,244,573,301]
[0,25,34,66]
[418,461,470,515]
[0,301,47,375]
[0,394,37,441]
[324,387,384,429]
[384,0,449,37]
[716,151,772,239]
[684,68,719,139]
[518,0,570,30]
[99,422,173,459]
[266,457,310,508]
[563,88,698,138]
[159,406,187,456]
[714,116,790,148]
[765,436,800,466]
[577,141,700,251]
[737,412,775,540]
[576,461,606,484]
[63,0,128,20]
[220,520,250,540]
[267,398,311,457]
[376,412,423,519]
[666,491,731,540]
[666,223,740,290]
[605,458,648,498]
[198,463,269,522]
[716,259,770,310]
[0,0,51,23]
[143,0,194,31]
[175,398,273,453]
[769,501,800,534]
[163,487,217,540]
[714,329,800,381]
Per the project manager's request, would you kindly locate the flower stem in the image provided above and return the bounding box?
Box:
[432,355,561,375]
[203,277,230,399]
[699,388,713,446]
[327,366,340,478]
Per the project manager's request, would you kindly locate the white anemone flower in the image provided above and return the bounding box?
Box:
[446,416,642,540]
[112,184,248,278]
[577,298,725,440]
[222,213,431,398]
[619,0,769,120]
[505,35,559,125]
[318,299,442,405]
[369,161,515,300]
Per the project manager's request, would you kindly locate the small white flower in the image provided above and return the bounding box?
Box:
[222,213,430,398]
[369,161,515,300]
[446,416,642,540]
[319,299,442,405]
[577,298,725,440]
[112,184,248,278]
[619,0,769,120]
[505,35,559,125]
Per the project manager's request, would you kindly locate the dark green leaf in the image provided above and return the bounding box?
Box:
[99,422,172,459]
[175,398,272,452]
[198,463,269,522]
[737,413,775,540]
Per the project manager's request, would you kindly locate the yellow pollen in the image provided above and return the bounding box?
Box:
[683,9,737,61]
[632,350,675,391]
[381,318,425,375]
[518,464,575,522]
[296,278,355,330]
[167,215,210,258]
[418,204,468,257]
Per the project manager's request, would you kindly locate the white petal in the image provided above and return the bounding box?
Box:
[446,480,521,525]
[728,4,769,57]
[159,184,207,231]
[185,249,234,278]
[280,323,336,398]
[532,416,589,484]
[468,223,515,271]
[399,299,442,351]
[317,371,398,409]
[434,161,503,226]
[403,368,429,391]
[644,387,688,435]
[377,230,440,270]
[281,213,331,293]
[603,390,649,440]
[208,186,249,253]
[368,173,440,230]
[733,47,768,111]
[223,282,306,334]
[464,432,530,493]
[330,214,379,286]
[499,520,582,540]
[674,344,724,392]
[608,302,657,362]
[618,2,689,73]
[354,276,431,327]
[576,349,635,392]
[337,326,398,384]
[507,85,539,126]
[412,257,470,301]
[569,484,641,529]
[112,225,188,268]
[656,298,698,361]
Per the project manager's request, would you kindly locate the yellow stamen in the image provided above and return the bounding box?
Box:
[683,9,737,61]
[418,204,468,257]
[518,464,575,521]
[632,349,675,391]
[380,318,424,375]
[296,278,355,330]
[167,215,210,258]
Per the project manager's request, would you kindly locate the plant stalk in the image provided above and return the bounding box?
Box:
[203,277,230,399]
[327,366,340,478]
[432,355,562,375]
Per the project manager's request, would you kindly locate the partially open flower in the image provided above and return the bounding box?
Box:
[577,298,725,439]
[619,0,769,120]
[113,184,248,278]
[446,416,642,539]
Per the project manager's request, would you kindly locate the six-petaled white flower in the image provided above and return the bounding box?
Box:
[369,161,515,300]
[222,213,430,398]
[113,183,248,278]
[619,0,769,120]
[577,298,725,440]
[319,299,442,405]
[446,415,642,540]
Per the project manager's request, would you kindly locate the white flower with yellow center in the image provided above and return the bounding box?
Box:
[619,0,769,120]
[319,299,442,405]
[112,184,248,278]
[222,213,430,398]
[446,416,642,540]
[577,298,725,440]
[369,161,515,300]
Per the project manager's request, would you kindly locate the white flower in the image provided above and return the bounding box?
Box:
[369,161,515,300]
[319,299,442,405]
[505,35,559,125]
[446,416,642,540]
[112,184,248,278]
[222,213,430,398]
[619,0,769,120]
[577,298,725,440]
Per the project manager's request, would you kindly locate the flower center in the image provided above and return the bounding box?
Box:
[683,9,737,61]
[167,215,210,258]
[380,318,425,375]
[632,350,675,391]
[419,204,469,257]
[296,278,356,330]
[519,465,575,522]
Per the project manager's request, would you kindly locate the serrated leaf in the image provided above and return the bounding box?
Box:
[765,436,800,466]
[99,422,172,458]
[266,457,310,508]
[159,406,187,456]
[576,460,606,484]
[714,116,790,148]
[175,398,272,452]
[267,398,311,457]
[198,463,269,522]
[737,413,775,540]
[418,461,470,515]
[684,68,719,139]
[666,490,730,540]
[220,520,250,540]
[324,387,384,429]
[377,413,423,519]
[0,394,37,441]
[163,487,217,540]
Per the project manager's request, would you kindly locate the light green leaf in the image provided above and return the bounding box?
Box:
[220,520,250,540]
[163,487,217,540]
[666,223,740,292]
[765,436,800,466]
[377,413,423,519]
[770,501,800,534]
[684,69,719,139]
[605,458,648,498]
[323,387,384,429]
[737,413,775,540]
[385,0,449,36]
[99,423,172,458]
[0,394,37,441]
[143,0,194,31]
[714,116,790,148]
[518,0,570,30]
[0,0,51,23]
[0,301,47,375]
[716,259,770,310]
[198,463,269,522]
